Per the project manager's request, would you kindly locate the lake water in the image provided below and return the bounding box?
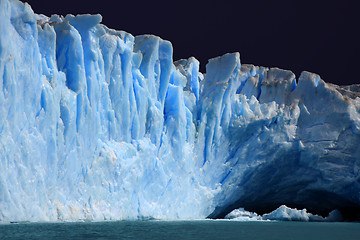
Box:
[0,220,359,240]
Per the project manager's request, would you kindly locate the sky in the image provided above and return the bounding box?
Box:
[25,0,359,86]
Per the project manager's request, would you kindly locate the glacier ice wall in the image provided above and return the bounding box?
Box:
[1,0,360,221]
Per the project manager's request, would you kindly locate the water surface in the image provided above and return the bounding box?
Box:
[1,220,359,240]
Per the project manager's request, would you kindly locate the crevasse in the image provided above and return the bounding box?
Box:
[0,0,359,222]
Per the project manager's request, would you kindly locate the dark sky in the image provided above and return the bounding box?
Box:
[25,0,359,86]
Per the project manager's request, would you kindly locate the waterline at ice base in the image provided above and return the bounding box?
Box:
[1,0,360,222]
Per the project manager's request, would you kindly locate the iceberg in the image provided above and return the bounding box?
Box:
[262,205,324,222]
[225,208,262,221]
[225,205,340,222]
[0,0,360,222]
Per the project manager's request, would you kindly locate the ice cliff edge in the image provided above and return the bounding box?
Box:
[1,0,360,221]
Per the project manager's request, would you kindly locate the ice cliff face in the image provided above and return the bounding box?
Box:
[1,0,360,222]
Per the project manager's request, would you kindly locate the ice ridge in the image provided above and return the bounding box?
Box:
[0,0,360,222]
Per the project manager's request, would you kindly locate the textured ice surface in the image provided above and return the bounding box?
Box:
[226,205,343,222]
[225,208,262,221]
[1,0,360,222]
[225,205,323,222]
[262,205,324,222]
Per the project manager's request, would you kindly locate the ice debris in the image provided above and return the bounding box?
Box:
[226,205,343,222]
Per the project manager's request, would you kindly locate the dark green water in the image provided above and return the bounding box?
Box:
[0,220,359,240]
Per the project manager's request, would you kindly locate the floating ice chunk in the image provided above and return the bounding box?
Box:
[262,205,324,222]
[325,209,343,222]
[226,206,326,222]
[225,208,262,221]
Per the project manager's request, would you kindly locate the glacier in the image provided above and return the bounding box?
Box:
[1,0,360,222]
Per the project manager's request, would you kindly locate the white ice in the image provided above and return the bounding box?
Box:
[0,0,359,222]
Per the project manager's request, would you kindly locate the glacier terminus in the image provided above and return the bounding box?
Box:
[1,0,360,222]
